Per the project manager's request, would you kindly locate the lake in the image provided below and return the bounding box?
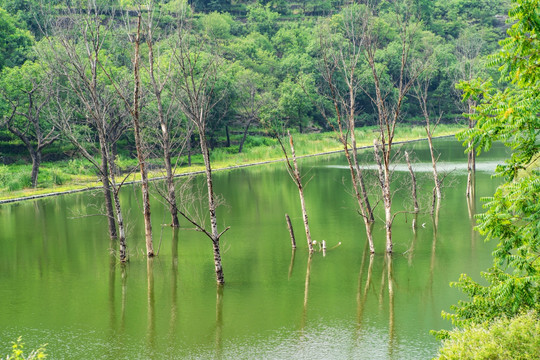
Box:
[0,137,506,359]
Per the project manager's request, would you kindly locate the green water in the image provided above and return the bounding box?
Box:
[0,138,506,359]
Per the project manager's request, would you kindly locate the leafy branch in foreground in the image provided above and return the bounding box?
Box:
[442,0,540,329]
[2,337,47,360]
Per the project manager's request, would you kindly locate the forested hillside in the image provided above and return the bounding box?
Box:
[0,0,509,188]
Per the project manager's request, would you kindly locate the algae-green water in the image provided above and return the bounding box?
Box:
[0,138,506,359]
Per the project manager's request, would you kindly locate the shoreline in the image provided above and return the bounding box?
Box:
[0,134,456,205]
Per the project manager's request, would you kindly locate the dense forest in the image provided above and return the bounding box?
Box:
[0,0,509,168]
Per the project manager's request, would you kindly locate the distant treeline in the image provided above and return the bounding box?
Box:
[0,0,509,164]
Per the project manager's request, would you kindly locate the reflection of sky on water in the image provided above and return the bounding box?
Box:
[325,160,500,174]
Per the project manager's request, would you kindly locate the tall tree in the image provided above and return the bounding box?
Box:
[315,7,376,253]
[106,8,155,257]
[411,32,447,206]
[172,9,229,285]
[144,2,182,228]
[453,28,488,200]
[0,60,59,188]
[359,1,423,253]
[39,1,131,248]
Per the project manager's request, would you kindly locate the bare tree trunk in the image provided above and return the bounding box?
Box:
[383,172,393,254]
[426,130,441,201]
[349,95,374,223]
[285,213,296,249]
[466,116,476,199]
[165,151,180,227]
[30,151,41,188]
[112,187,127,262]
[225,125,231,147]
[238,119,252,154]
[289,131,313,253]
[374,140,393,253]
[315,19,376,252]
[132,14,154,257]
[405,151,419,213]
[99,142,118,240]
[105,134,127,261]
[187,131,192,167]
[344,142,375,253]
[199,131,225,285]
[147,14,180,229]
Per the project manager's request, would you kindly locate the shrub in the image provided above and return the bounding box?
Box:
[1,337,47,360]
[7,172,31,191]
[435,311,540,360]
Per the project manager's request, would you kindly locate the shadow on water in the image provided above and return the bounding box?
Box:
[386,253,395,360]
[121,264,127,334]
[146,257,156,355]
[356,241,372,328]
[428,200,441,296]
[169,229,179,340]
[300,253,313,335]
[108,248,116,359]
[215,285,224,359]
[288,248,296,279]
[407,213,419,265]
[355,243,396,358]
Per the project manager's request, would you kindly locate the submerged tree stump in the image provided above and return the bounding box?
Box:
[285,213,296,249]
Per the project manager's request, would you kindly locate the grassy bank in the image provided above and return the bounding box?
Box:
[0,124,463,202]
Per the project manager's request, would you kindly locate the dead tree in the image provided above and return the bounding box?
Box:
[411,61,443,204]
[454,30,484,200]
[172,11,229,285]
[102,9,155,257]
[359,1,423,253]
[39,2,127,242]
[133,12,154,257]
[263,120,314,254]
[287,131,313,253]
[51,92,129,262]
[146,3,179,228]
[143,2,187,228]
[314,11,375,253]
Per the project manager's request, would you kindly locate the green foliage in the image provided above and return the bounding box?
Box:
[247,3,280,36]
[0,7,33,71]
[1,337,46,360]
[435,311,540,359]
[0,0,510,196]
[201,11,234,39]
[446,0,540,327]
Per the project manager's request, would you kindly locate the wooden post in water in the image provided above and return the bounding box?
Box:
[285,213,296,249]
